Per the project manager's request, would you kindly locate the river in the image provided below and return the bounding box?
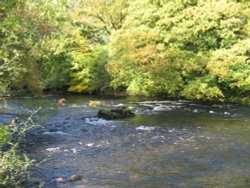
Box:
[0,95,249,188]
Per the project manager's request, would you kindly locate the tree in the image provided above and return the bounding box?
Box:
[108,0,250,102]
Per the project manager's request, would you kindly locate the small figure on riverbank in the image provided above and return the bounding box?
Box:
[8,117,19,127]
[57,98,66,106]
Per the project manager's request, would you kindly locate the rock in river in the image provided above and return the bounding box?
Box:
[97,107,135,120]
[69,175,82,181]
[55,177,66,184]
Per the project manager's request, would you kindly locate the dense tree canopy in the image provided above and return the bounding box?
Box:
[0,0,249,104]
[108,0,250,103]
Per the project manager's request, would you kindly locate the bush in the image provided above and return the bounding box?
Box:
[0,146,34,187]
[0,126,11,146]
[0,109,40,187]
[108,0,250,102]
[68,45,110,94]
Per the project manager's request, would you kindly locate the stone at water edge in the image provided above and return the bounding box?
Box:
[69,175,82,181]
[97,107,135,120]
[8,117,19,127]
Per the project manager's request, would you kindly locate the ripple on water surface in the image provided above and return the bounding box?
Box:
[1,96,249,188]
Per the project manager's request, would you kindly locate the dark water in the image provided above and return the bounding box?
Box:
[0,95,249,188]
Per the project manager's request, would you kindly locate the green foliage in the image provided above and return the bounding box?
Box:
[108,0,250,102]
[0,109,40,187]
[88,100,105,108]
[0,0,61,94]
[0,147,34,188]
[68,45,110,93]
[38,36,76,90]
[181,76,224,100]
[207,39,250,96]
[0,126,11,146]
[0,0,26,94]
[0,0,249,104]
[75,0,128,35]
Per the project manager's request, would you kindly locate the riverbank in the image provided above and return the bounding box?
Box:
[1,89,250,107]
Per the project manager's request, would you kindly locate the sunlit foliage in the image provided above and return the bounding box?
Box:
[68,45,110,93]
[0,0,249,103]
[108,0,250,102]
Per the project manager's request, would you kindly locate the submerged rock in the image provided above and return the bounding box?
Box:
[97,107,135,120]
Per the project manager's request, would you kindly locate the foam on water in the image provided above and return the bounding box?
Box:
[70,148,80,154]
[42,131,69,136]
[168,128,176,133]
[45,147,61,153]
[45,147,80,154]
[113,103,125,107]
[134,109,152,115]
[85,143,95,147]
[84,141,110,148]
[138,100,172,104]
[209,110,216,114]
[135,100,185,113]
[68,104,88,108]
[136,126,157,131]
[152,105,172,111]
[193,109,199,113]
[84,118,111,126]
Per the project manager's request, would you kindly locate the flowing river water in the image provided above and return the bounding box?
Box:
[0,95,250,188]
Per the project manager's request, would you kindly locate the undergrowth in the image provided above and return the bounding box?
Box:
[0,108,41,187]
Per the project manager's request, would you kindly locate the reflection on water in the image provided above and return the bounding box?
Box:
[0,96,249,188]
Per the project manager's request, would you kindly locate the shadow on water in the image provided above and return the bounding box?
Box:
[0,96,249,188]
